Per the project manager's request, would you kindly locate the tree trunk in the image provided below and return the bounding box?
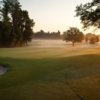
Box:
[72,41,75,46]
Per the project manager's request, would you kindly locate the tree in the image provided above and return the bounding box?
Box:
[89,36,97,44]
[22,10,34,45]
[75,0,100,29]
[89,35,99,44]
[85,33,94,43]
[63,27,84,46]
[34,30,61,39]
[95,35,99,42]
[0,0,12,46]
[85,33,99,44]
[0,0,35,47]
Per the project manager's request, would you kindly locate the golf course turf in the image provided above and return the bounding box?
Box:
[0,40,100,100]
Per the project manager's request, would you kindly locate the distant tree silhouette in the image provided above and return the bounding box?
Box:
[63,27,84,46]
[89,37,97,44]
[95,35,99,43]
[34,30,61,39]
[0,0,35,47]
[85,33,94,43]
[85,33,99,44]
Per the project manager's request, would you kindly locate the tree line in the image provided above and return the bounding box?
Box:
[63,27,99,46]
[33,30,61,39]
[0,0,99,47]
[0,0,35,47]
[63,0,100,46]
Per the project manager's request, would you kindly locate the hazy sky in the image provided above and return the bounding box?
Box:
[20,0,93,33]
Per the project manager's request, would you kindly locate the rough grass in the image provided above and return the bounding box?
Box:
[0,40,100,100]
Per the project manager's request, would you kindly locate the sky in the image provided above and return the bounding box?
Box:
[19,0,96,34]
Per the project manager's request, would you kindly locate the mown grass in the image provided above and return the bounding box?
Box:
[0,45,100,59]
[0,41,100,100]
[0,53,100,100]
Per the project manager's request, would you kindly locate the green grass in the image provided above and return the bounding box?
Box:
[0,46,99,59]
[0,46,100,100]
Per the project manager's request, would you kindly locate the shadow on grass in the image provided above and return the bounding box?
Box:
[0,54,100,85]
[0,54,100,100]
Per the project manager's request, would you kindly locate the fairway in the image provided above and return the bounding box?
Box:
[0,39,100,59]
[0,40,100,100]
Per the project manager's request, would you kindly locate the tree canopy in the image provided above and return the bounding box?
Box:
[85,33,99,44]
[34,30,61,39]
[63,27,84,46]
[75,0,100,29]
[0,0,35,47]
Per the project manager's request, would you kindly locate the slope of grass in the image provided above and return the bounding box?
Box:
[0,55,100,100]
[0,40,100,100]
[0,45,100,59]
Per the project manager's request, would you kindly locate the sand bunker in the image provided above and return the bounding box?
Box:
[0,66,8,75]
